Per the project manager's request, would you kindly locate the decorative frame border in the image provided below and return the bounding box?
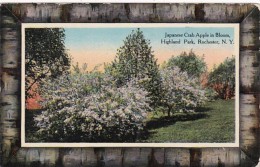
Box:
[0,3,259,166]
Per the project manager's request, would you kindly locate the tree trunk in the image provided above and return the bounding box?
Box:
[167,106,172,118]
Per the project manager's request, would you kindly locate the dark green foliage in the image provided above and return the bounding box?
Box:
[165,50,207,78]
[208,56,235,99]
[25,28,71,98]
[106,28,162,107]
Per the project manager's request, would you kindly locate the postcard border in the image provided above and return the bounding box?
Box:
[21,23,240,148]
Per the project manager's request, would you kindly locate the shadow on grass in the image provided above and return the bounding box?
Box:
[195,106,213,113]
[140,106,213,140]
[146,112,209,130]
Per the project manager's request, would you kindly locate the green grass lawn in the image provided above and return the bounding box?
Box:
[140,99,235,143]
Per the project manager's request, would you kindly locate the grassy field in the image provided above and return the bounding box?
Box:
[141,99,235,143]
[26,99,235,143]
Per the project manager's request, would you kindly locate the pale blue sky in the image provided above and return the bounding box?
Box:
[64,27,236,70]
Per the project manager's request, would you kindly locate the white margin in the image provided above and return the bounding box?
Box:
[21,23,240,148]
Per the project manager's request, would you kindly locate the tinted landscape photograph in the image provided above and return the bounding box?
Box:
[24,24,237,144]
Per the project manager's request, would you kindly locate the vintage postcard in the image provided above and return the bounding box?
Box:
[21,23,239,147]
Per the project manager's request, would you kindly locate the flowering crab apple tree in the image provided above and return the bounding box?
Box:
[34,71,151,142]
[160,67,207,117]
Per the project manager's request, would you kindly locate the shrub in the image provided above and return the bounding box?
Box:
[35,72,151,142]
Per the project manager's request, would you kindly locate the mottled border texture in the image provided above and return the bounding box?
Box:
[0,3,259,167]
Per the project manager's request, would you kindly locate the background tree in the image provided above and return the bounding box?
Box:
[208,56,235,99]
[25,28,71,99]
[106,28,162,107]
[164,50,207,79]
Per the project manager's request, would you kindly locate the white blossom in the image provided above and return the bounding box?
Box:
[35,72,151,142]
